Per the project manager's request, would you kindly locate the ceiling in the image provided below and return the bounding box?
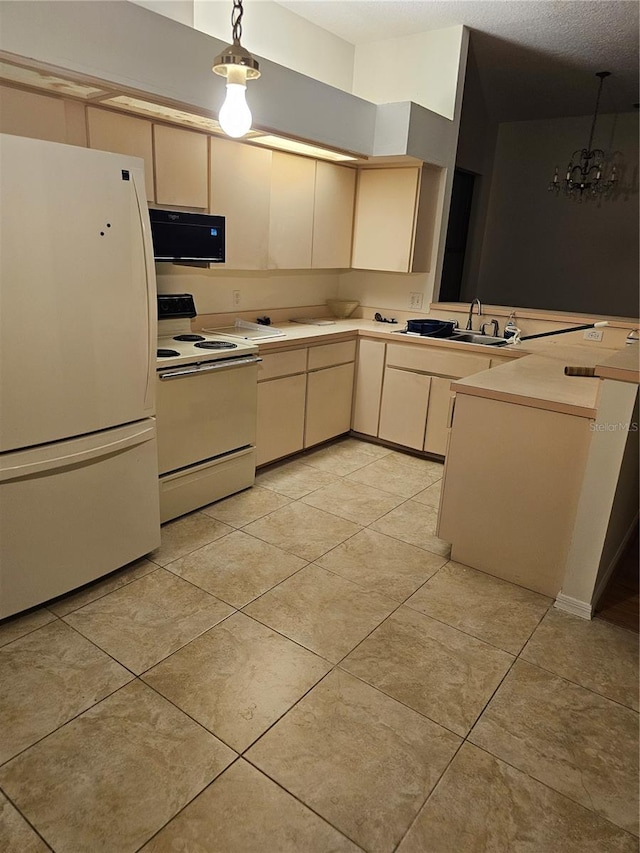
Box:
[275,1,640,122]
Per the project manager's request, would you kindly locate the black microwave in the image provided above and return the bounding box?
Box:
[149,209,225,263]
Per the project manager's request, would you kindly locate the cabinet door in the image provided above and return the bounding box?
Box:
[256,374,306,466]
[210,137,271,269]
[0,85,76,145]
[305,363,355,448]
[378,368,430,450]
[312,161,356,269]
[87,107,154,201]
[352,339,385,436]
[269,151,315,269]
[424,376,453,456]
[351,168,419,272]
[154,124,208,208]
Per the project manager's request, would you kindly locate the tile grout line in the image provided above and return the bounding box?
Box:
[0,782,55,851]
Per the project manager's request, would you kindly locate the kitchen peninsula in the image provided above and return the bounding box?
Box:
[437,344,639,618]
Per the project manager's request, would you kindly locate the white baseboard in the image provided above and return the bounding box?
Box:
[591,513,639,611]
[554,593,593,620]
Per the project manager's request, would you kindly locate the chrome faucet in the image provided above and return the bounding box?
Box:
[466,298,482,331]
[480,319,500,337]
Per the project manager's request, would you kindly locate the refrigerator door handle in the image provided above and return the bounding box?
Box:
[0,425,156,483]
[131,166,156,414]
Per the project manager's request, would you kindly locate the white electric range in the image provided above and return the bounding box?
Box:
[156,294,261,522]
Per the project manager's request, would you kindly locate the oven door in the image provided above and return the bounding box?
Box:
[156,355,259,475]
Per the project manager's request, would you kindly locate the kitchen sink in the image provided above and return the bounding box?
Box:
[449,332,509,347]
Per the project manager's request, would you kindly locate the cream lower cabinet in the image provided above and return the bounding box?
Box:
[305,362,355,448]
[305,341,356,448]
[423,376,454,456]
[256,341,356,465]
[378,368,431,450]
[352,339,386,436]
[378,343,491,456]
[256,348,307,466]
[256,374,307,466]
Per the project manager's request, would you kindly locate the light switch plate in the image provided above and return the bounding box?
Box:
[409,291,423,310]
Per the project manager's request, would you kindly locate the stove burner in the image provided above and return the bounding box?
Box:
[157,348,180,358]
[173,334,205,342]
[194,340,238,350]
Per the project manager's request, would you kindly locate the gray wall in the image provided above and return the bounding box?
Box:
[473,112,639,317]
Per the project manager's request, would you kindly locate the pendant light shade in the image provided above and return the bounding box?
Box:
[212,0,260,138]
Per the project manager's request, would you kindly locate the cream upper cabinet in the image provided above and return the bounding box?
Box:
[351,165,443,273]
[312,161,356,269]
[0,85,85,147]
[87,107,154,202]
[210,137,271,269]
[269,151,315,269]
[154,124,208,209]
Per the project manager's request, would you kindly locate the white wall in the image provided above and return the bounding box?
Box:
[474,112,639,317]
[193,0,355,93]
[352,26,464,120]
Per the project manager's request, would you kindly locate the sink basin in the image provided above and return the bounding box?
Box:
[449,332,509,347]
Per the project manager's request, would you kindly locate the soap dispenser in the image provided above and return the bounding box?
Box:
[504,312,519,340]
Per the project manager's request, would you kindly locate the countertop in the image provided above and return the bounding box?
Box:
[452,345,621,418]
[235,319,526,358]
[203,319,630,418]
[594,345,640,384]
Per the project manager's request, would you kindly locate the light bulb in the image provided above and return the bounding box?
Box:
[219,83,252,138]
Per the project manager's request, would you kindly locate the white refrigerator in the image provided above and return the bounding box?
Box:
[0,134,160,619]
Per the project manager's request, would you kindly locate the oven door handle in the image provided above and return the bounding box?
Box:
[158,355,262,380]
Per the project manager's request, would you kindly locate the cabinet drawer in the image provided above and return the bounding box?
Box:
[258,348,307,381]
[386,343,490,378]
[308,340,356,370]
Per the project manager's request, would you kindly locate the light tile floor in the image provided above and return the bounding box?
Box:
[0,436,638,853]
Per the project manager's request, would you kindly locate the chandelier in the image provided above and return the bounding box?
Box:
[549,71,617,200]
[212,0,261,138]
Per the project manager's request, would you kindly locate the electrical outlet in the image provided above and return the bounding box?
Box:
[584,328,604,342]
[232,290,241,308]
[409,291,423,310]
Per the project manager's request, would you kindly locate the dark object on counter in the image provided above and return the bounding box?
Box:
[406,318,457,337]
[256,316,271,325]
[518,322,608,342]
[374,312,398,324]
[564,366,596,377]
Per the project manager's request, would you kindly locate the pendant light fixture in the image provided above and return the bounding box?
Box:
[212,0,260,138]
[549,71,617,199]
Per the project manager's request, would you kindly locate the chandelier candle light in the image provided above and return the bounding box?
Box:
[212,0,260,138]
[549,71,617,199]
